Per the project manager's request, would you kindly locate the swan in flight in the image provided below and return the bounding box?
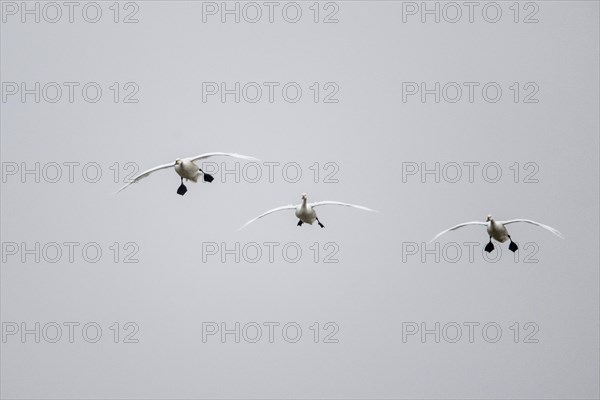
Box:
[238,193,376,230]
[430,215,564,253]
[115,152,259,196]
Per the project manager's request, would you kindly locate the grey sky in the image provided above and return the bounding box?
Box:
[1,1,599,399]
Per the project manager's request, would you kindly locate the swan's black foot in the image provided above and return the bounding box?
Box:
[317,219,325,228]
[297,220,303,226]
[484,240,494,253]
[508,240,518,252]
[177,183,188,196]
[203,173,214,183]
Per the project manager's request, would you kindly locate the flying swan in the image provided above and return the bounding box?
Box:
[238,193,377,230]
[430,215,564,253]
[115,152,259,195]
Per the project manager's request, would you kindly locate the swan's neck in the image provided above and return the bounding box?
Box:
[301,198,308,208]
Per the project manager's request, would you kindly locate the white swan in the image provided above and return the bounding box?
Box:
[115,152,259,196]
[239,193,377,230]
[430,214,564,253]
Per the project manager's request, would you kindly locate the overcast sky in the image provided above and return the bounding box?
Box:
[1,1,599,399]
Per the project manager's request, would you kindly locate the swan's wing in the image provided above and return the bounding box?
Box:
[429,221,487,243]
[189,152,260,162]
[501,219,564,239]
[238,205,296,231]
[115,162,175,193]
[309,201,377,212]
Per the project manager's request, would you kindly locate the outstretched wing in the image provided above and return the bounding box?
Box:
[501,219,564,239]
[189,152,260,162]
[238,205,296,231]
[310,201,377,212]
[115,162,175,193]
[430,221,487,243]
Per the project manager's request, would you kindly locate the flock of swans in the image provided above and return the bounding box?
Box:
[116,152,564,253]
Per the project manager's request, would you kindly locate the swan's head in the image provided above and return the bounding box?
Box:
[175,159,182,165]
[301,193,307,201]
[486,214,493,221]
